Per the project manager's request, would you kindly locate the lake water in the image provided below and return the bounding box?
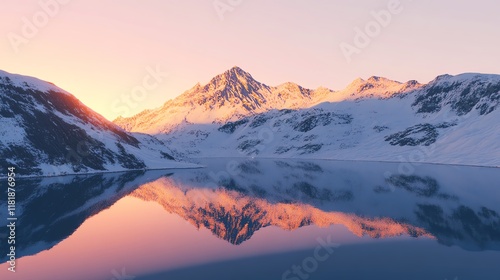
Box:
[1,159,499,280]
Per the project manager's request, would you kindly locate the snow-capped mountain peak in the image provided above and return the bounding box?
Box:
[205,66,263,92]
[115,66,323,133]
[328,76,421,102]
[195,66,271,110]
[114,69,500,169]
[219,66,255,81]
[141,71,500,167]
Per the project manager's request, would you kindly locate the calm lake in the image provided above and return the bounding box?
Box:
[1,159,499,280]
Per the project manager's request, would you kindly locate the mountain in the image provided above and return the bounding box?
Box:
[3,67,497,175]
[114,67,500,167]
[114,66,331,134]
[113,67,422,134]
[0,70,195,177]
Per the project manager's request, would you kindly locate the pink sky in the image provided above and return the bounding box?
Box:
[1,0,499,120]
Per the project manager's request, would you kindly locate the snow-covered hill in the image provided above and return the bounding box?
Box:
[114,67,500,167]
[0,70,196,177]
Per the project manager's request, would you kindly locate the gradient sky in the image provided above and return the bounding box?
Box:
[2,0,500,120]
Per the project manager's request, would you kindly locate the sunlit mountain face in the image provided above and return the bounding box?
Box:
[113,67,500,167]
[112,66,420,134]
[113,67,336,134]
[1,159,499,280]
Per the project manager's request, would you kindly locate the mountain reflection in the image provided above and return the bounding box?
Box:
[1,159,499,262]
[131,177,429,245]
[127,159,500,251]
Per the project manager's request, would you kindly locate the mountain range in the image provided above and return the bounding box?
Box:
[114,67,500,167]
[113,67,422,134]
[1,66,499,177]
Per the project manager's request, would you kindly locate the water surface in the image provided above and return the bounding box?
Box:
[1,159,499,280]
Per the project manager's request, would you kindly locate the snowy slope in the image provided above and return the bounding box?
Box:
[0,70,197,177]
[115,68,500,167]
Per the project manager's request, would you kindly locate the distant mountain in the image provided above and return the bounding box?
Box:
[114,68,500,167]
[114,67,331,134]
[0,70,195,177]
[328,76,421,101]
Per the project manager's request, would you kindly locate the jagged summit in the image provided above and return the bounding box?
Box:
[201,66,269,102]
[200,66,268,98]
[367,76,399,84]
[221,66,254,79]
[209,67,256,86]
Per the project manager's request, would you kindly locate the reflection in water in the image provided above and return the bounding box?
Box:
[1,159,499,279]
[0,170,173,261]
[126,159,500,251]
[130,177,430,245]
